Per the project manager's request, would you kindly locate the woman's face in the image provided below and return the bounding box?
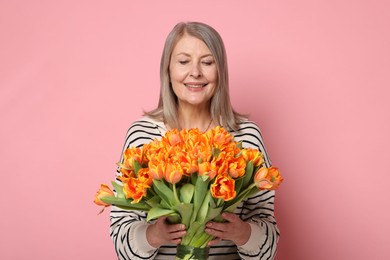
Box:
[169,34,218,110]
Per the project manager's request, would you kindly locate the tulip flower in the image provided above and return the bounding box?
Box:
[254,167,283,190]
[165,161,183,184]
[210,153,229,177]
[241,148,264,167]
[94,184,115,207]
[148,157,165,180]
[163,128,183,146]
[137,168,153,186]
[123,178,149,203]
[178,152,198,175]
[210,174,236,201]
[123,147,145,167]
[227,156,246,178]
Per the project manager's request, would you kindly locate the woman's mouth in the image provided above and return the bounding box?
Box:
[184,83,208,90]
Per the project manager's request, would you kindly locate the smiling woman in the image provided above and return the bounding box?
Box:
[109,21,280,260]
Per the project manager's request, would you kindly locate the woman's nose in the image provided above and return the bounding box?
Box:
[190,64,202,78]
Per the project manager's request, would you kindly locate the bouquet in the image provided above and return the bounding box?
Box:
[94,126,283,260]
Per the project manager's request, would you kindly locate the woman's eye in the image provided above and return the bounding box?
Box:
[179,60,189,65]
[202,61,213,66]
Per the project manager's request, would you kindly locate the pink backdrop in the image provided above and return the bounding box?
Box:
[1,1,389,259]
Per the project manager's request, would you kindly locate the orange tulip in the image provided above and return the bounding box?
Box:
[181,128,202,150]
[196,147,212,163]
[94,184,115,207]
[210,174,236,201]
[145,140,165,161]
[199,131,212,149]
[178,152,198,175]
[117,168,135,183]
[208,126,233,150]
[123,147,145,169]
[163,129,183,147]
[123,177,149,203]
[241,148,264,167]
[210,153,229,177]
[228,156,246,178]
[148,157,165,180]
[198,161,216,180]
[165,161,183,184]
[254,167,283,190]
[137,168,153,186]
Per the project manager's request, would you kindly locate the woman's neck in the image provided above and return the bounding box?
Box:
[177,105,213,131]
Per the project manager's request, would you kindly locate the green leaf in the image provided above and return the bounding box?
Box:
[242,161,254,189]
[234,176,244,195]
[184,221,203,245]
[100,196,151,211]
[181,221,203,245]
[191,175,210,223]
[188,222,208,246]
[160,199,171,209]
[193,231,213,248]
[146,206,176,222]
[145,195,161,208]
[111,181,125,199]
[176,203,193,228]
[205,206,223,222]
[167,213,181,224]
[133,160,142,175]
[179,183,195,204]
[212,147,221,157]
[152,179,176,208]
[197,192,211,223]
[191,174,198,185]
[223,185,257,212]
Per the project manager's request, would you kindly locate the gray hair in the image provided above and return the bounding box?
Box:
[145,21,245,131]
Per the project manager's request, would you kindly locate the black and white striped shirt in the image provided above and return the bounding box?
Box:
[110,116,279,260]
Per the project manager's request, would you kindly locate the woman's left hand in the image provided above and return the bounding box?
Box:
[205,212,251,246]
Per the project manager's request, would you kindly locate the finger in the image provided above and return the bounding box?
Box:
[208,237,221,246]
[221,212,238,222]
[171,237,182,245]
[206,221,227,232]
[167,227,186,240]
[167,223,186,233]
[205,226,226,239]
[168,230,186,241]
[157,216,167,223]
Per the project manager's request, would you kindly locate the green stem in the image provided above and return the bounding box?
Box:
[216,198,224,208]
[173,183,181,205]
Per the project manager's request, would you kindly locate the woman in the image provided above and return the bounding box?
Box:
[110,22,279,260]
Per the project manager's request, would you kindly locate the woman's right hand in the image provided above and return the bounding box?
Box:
[146,216,187,248]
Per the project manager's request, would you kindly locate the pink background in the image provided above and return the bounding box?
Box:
[1,0,389,259]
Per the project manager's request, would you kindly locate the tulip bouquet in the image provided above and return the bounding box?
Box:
[94,126,283,260]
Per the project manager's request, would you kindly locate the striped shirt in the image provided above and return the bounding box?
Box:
[110,116,279,260]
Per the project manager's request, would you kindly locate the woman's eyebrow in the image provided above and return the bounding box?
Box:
[174,53,214,60]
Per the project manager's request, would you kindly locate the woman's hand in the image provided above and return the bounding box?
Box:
[146,216,187,248]
[205,212,251,246]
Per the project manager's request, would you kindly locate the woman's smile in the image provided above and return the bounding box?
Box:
[184,82,209,91]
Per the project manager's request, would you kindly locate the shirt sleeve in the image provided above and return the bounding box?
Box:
[233,121,280,259]
[237,190,279,259]
[109,119,162,260]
